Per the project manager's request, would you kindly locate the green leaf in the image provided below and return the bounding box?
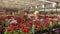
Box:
[4,32,8,34]
[20,32,24,34]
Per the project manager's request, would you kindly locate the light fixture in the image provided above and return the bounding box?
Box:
[42,5,44,8]
[35,6,37,8]
[52,3,56,7]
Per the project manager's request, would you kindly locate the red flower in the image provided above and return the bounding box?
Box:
[50,19,53,22]
[26,21,32,26]
[12,26,17,30]
[6,16,14,19]
[34,21,42,29]
[24,29,29,33]
[49,16,54,18]
[21,28,29,33]
[40,15,45,18]
[43,20,49,27]
[20,26,25,29]
[21,21,24,24]
[10,24,17,30]
[45,15,49,18]
[21,29,25,32]
[17,24,21,28]
[0,18,5,21]
[49,19,54,24]
[57,17,60,20]
[15,17,21,23]
[34,21,40,26]
[44,20,48,23]
[0,26,3,32]
[30,16,35,18]
[6,27,11,32]
[38,15,43,18]
[45,23,49,27]
[36,25,42,30]
[26,23,31,26]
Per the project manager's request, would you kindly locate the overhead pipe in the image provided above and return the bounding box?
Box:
[38,0,56,3]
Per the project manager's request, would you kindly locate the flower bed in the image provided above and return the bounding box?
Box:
[0,15,60,34]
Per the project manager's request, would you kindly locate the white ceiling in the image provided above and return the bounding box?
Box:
[48,0,60,2]
[0,0,60,9]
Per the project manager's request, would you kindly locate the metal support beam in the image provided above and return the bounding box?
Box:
[56,2,58,14]
[44,4,46,15]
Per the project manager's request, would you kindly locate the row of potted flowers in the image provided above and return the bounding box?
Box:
[0,15,60,34]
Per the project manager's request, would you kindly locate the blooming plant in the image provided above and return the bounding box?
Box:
[0,15,59,34]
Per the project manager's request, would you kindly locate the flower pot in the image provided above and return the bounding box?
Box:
[33,30,42,34]
[42,30,49,34]
[52,26,60,34]
[53,26,60,28]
